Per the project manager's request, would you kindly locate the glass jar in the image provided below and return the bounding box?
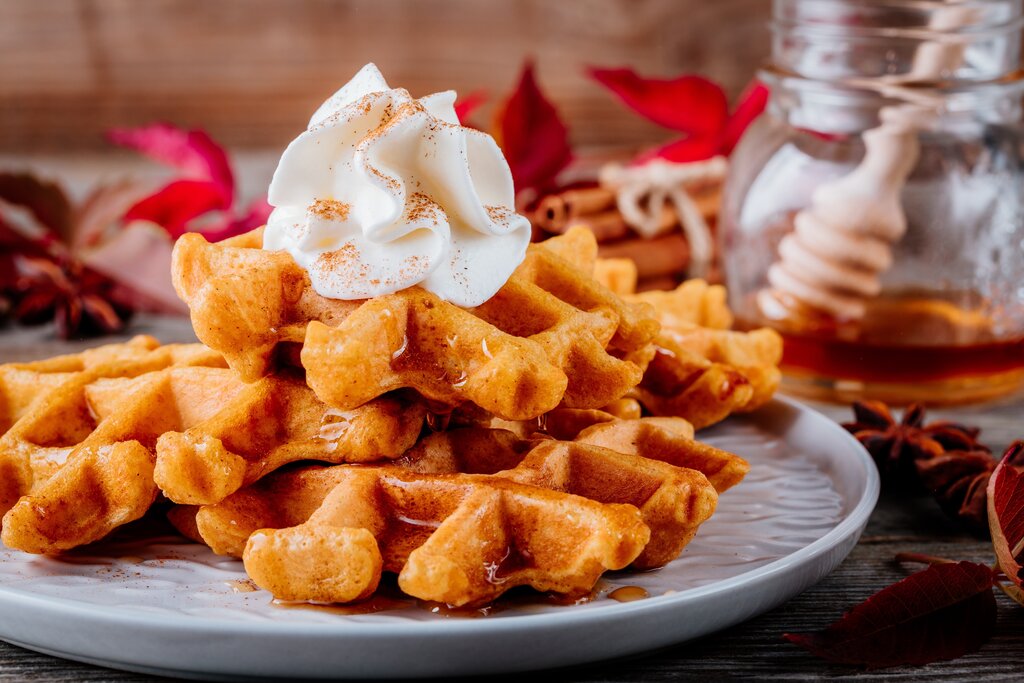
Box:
[722,0,1024,405]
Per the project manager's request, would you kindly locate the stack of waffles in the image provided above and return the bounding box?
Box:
[0,226,782,608]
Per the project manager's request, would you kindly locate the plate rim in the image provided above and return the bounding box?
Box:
[0,394,880,637]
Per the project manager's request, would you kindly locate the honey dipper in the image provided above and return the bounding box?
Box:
[759,4,976,322]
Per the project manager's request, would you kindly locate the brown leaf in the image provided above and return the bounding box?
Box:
[785,561,997,668]
[0,172,73,243]
[988,441,1024,588]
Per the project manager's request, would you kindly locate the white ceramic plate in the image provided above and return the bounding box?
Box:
[0,396,878,680]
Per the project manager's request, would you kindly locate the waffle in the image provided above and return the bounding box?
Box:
[607,278,783,429]
[0,335,223,434]
[0,363,424,553]
[0,338,225,524]
[174,227,660,420]
[395,427,721,568]
[192,421,727,605]
[194,462,651,606]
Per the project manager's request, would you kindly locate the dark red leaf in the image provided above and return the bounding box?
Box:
[988,441,1024,587]
[107,123,234,204]
[0,172,73,242]
[123,179,230,238]
[498,61,572,194]
[719,80,769,155]
[454,89,488,125]
[784,561,997,668]
[588,67,729,137]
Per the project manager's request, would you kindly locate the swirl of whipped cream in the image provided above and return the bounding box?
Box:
[263,63,531,308]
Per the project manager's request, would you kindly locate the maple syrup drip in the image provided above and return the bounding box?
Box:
[417,600,497,618]
[608,586,649,603]
[272,593,413,615]
[226,579,259,593]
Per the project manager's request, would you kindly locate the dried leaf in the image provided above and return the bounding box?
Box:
[588,67,729,137]
[107,123,234,203]
[498,61,572,194]
[122,179,230,239]
[0,172,73,242]
[988,441,1024,587]
[784,561,997,668]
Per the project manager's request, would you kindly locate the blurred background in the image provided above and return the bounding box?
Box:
[1,0,768,156]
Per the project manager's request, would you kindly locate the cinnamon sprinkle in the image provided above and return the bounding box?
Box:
[309,198,351,221]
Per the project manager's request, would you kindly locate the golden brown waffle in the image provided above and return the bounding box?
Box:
[572,419,749,493]
[395,427,720,569]
[600,278,783,429]
[0,337,226,524]
[174,227,660,421]
[0,364,424,553]
[583,272,783,428]
[192,422,729,605]
[0,335,223,434]
[195,462,651,606]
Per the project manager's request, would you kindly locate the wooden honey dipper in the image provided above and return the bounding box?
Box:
[759,3,976,322]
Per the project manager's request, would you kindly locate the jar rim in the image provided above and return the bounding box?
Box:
[773,0,1024,39]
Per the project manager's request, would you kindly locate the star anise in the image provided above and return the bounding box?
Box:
[915,450,996,532]
[843,401,985,487]
[844,400,995,533]
[11,254,132,339]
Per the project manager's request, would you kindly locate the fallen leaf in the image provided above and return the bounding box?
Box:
[588,67,767,164]
[122,179,230,239]
[784,561,997,668]
[588,67,729,137]
[988,441,1024,587]
[0,172,73,242]
[498,60,572,195]
[107,123,234,203]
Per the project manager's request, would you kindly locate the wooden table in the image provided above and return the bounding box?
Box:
[1,316,1021,682]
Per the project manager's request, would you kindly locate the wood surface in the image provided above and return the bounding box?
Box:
[0,315,1022,681]
[0,0,770,152]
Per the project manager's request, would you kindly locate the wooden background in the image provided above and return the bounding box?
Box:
[0,0,771,153]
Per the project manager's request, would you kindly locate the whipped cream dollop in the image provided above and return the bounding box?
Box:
[263,63,531,308]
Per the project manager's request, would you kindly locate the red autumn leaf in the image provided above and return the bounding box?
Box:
[498,61,572,195]
[588,67,729,137]
[988,441,1024,587]
[122,179,229,239]
[199,197,273,243]
[0,172,73,243]
[107,123,235,203]
[454,89,488,125]
[634,136,723,165]
[784,561,997,668]
[719,80,770,155]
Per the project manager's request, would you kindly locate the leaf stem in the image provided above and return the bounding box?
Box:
[895,552,956,566]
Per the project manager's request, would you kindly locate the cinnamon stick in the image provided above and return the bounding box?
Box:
[598,233,690,279]
[535,186,616,232]
[564,212,631,242]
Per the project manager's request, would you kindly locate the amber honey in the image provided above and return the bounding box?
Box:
[749,293,1024,404]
